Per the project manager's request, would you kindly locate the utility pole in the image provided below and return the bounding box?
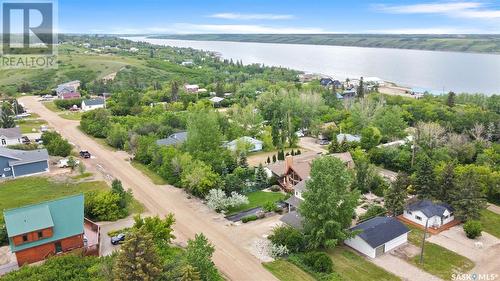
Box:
[419,219,429,264]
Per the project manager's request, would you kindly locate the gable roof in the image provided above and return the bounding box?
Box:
[350,216,409,248]
[406,200,453,218]
[227,136,263,147]
[156,131,188,146]
[209,97,224,103]
[280,211,303,230]
[0,127,22,139]
[0,147,49,166]
[337,133,361,143]
[83,98,104,106]
[3,194,84,252]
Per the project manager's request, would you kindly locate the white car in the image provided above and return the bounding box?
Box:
[57,158,80,168]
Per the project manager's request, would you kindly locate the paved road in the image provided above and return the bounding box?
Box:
[20,96,277,281]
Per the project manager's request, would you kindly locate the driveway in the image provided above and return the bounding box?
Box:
[298,137,328,153]
[427,225,500,276]
[20,96,278,281]
[372,251,443,281]
[487,204,500,215]
[97,217,136,256]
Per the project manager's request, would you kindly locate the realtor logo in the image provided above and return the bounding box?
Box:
[1,0,57,68]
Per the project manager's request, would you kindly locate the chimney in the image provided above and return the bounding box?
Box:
[285,155,293,173]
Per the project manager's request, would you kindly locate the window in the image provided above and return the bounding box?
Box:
[22,235,28,242]
[443,215,448,219]
[415,215,422,221]
[408,211,412,215]
[1,139,6,145]
[38,231,43,239]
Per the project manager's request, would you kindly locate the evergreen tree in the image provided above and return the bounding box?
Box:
[451,169,486,221]
[299,156,359,249]
[1,103,15,128]
[354,155,375,193]
[181,265,201,281]
[384,173,409,216]
[215,81,224,97]
[446,91,456,107]
[356,77,364,98]
[255,164,268,189]
[272,154,277,163]
[266,156,271,164]
[277,150,285,161]
[238,152,248,168]
[413,152,436,199]
[296,149,301,155]
[436,162,456,203]
[171,80,180,102]
[113,228,161,281]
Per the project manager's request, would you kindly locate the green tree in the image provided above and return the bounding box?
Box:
[372,106,407,141]
[106,123,128,149]
[113,228,162,281]
[185,233,222,281]
[1,102,15,128]
[84,191,126,221]
[360,126,382,150]
[46,137,72,157]
[353,150,376,193]
[181,160,220,196]
[299,156,359,249]
[133,214,176,246]
[254,163,268,189]
[80,108,110,138]
[436,162,456,203]
[446,91,456,107]
[356,77,364,99]
[413,152,436,199]
[384,173,409,216]
[451,168,486,221]
[67,156,77,171]
[181,265,201,281]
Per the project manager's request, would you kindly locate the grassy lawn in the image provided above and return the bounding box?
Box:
[227,191,286,215]
[59,111,83,120]
[328,247,401,281]
[263,260,315,281]
[404,224,474,280]
[131,161,167,185]
[480,209,500,238]
[15,119,48,133]
[0,177,107,215]
[71,172,93,180]
[42,101,62,112]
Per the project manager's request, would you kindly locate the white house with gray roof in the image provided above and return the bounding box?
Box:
[0,147,49,178]
[81,98,105,112]
[403,200,455,229]
[344,216,409,258]
[0,127,22,147]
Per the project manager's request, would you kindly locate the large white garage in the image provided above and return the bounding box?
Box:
[344,216,409,258]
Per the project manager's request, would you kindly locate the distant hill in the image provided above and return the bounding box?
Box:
[150,34,500,54]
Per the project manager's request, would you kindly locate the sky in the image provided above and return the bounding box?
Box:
[56,0,500,34]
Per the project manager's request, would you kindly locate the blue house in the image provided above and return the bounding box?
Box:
[0,147,49,178]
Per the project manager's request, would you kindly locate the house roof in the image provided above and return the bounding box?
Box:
[0,147,49,166]
[156,131,188,146]
[0,127,22,139]
[350,216,409,248]
[337,133,361,143]
[406,200,453,218]
[294,179,307,193]
[280,211,303,229]
[227,136,263,147]
[61,92,81,99]
[285,196,302,208]
[331,152,354,165]
[209,97,224,103]
[3,194,84,252]
[83,98,104,106]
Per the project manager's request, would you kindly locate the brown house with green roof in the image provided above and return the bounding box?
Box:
[2,194,96,265]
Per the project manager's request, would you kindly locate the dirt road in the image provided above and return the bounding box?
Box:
[20,96,277,281]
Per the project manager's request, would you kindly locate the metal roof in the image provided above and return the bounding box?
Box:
[280,211,303,230]
[0,127,22,139]
[83,98,104,106]
[3,194,85,252]
[0,147,49,166]
[156,131,188,146]
[349,217,409,248]
[406,200,453,218]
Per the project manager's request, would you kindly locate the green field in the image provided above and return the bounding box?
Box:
[405,224,474,280]
[0,177,107,215]
[227,191,286,215]
[263,260,315,281]
[131,161,168,185]
[15,119,48,133]
[328,248,401,281]
[480,209,500,238]
[153,34,500,54]
[43,101,62,112]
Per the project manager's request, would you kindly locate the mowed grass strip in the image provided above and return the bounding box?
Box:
[328,247,401,281]
[263,260,315,281]
[130,161,168,185]
[226,191,285,215]
[0,177,108,214]
[480,209,500,238]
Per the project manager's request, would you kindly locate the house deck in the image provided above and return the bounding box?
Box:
[396,215,461,235]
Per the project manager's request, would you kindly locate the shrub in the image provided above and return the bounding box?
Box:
[41,131,72,157]
[268,244,289,258]
[54,98,83,110]
[84,190,127,221]
[0,218,7,246]
[241,215,258,223]
[269,185,281,192]
[463,220,482,239]
[268,225,305,253]
[359,204,386,222]
[303,251,333,273]
[263,201,278,213]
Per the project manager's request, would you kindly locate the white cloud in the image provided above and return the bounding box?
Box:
[208,13,294,20]
[375,1,500,19]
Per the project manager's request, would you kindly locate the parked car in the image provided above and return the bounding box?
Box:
[57,158,80,168]
[21,136,30,144]
[35,138,43,144]
[319,139,330,145]
[111,233,125,245]
[79,150,91,158]
[40,125,48,132]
